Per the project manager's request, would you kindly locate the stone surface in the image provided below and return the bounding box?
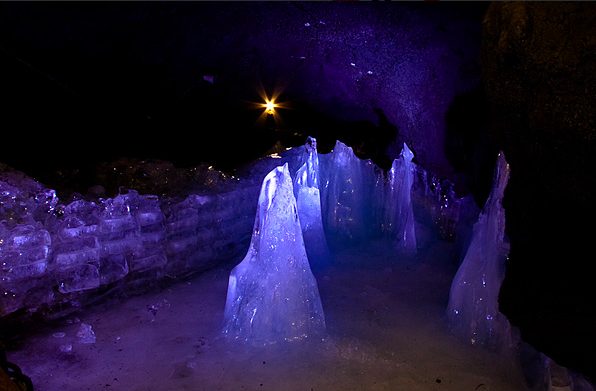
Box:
[0,2,484,183]
[481,2,596,378]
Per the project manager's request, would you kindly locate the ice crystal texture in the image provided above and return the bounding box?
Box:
[223,163,326,343]
[385,143,417,254]
[321,141,376,243]
[293,137,330,269]
[446,151,512,348]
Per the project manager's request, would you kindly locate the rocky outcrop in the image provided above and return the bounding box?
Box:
[481,2,596,380]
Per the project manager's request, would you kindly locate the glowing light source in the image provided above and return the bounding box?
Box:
[249,81,291,128]
[263,99,277,115]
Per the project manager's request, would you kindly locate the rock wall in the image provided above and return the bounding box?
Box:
[0,2,486,180]
[481,2,596,379]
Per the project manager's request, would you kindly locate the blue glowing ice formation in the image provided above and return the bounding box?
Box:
[386,143,417,254]
[223,163,326,343]
[294,137,330,268]
[0,225,51,283]
[322,141,370,242]
[446,151,512,348]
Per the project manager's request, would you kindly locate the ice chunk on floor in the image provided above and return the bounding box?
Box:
[446,151,512,348]
[223,163,326,344]
[294,137,330,268]
[76,322,96,344]
[385,143,417,254]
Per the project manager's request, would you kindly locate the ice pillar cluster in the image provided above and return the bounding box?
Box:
[319,141,418,252]
[2,137,480,323]
[321,141,375,243]
[322,141,365,242]
[223,163,326,344]
[293,137,330,269]
[385,143,417,254]
[446,151,511,347]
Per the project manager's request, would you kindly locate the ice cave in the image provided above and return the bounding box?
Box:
[1,2,595,391]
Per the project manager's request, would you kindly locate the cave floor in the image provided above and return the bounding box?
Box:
[6,238,530,391]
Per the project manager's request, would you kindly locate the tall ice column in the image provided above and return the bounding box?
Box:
[386,143,417,254]
[446,151,512,348]
[223,163,326,344]
[294,137,330,269]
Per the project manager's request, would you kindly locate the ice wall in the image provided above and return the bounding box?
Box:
[385,143,417,254]
[223,164,326,343]
[446,151,512,348]
[0,170,57,315]
[0,165,259,317]
[293,137,330,269]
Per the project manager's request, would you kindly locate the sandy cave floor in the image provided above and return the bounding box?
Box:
[6,239,530,391]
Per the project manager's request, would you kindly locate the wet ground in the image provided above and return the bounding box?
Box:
[6,239,529,391]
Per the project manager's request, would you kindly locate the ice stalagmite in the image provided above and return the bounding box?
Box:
[322,141,368,242]
[386,143,417,254]
[223,163,326,344]
[446,151,511,348]
[294,137,330,269]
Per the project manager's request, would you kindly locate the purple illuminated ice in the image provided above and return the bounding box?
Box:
[223,163,326,343]
[321,141,370,242]
[293,137,330,268]
[386,143,417,254]
[446,151,512,348]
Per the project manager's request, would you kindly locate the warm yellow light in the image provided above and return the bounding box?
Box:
[264,99,276,115]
